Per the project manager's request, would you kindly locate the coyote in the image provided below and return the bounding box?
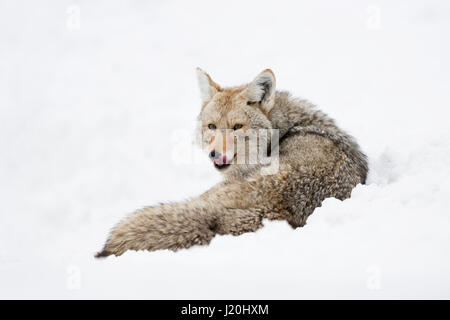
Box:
[96,68,368,257]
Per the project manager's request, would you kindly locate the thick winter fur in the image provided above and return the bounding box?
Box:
[96,69,368,257]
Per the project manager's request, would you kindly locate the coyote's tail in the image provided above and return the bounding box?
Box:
[95,201,263,257]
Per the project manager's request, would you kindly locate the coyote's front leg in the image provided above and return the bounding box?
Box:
[95,196,264,257]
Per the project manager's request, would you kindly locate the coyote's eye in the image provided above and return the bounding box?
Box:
[233,124,243,131]
[208,123,216,130]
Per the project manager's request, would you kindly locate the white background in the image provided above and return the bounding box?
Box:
[1,0,449,299]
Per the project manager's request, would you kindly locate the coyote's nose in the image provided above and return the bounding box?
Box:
[209,150,219,160]
[209,150,229,169]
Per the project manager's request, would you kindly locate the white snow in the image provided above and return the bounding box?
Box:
[1,0,450,299]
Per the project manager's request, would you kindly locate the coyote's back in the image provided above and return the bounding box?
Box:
[96,69,367,257]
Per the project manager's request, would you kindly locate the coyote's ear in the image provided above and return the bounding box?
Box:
[245,69,276,114]
[196,67,221,105]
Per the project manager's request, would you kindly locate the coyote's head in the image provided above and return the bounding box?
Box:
[196,68,277,174]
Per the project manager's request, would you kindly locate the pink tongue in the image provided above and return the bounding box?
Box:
[213,156,227,165]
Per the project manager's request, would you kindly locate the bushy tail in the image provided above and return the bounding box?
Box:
[95,201,263,257]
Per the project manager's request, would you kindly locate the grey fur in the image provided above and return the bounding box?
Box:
[96,72,367,258]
